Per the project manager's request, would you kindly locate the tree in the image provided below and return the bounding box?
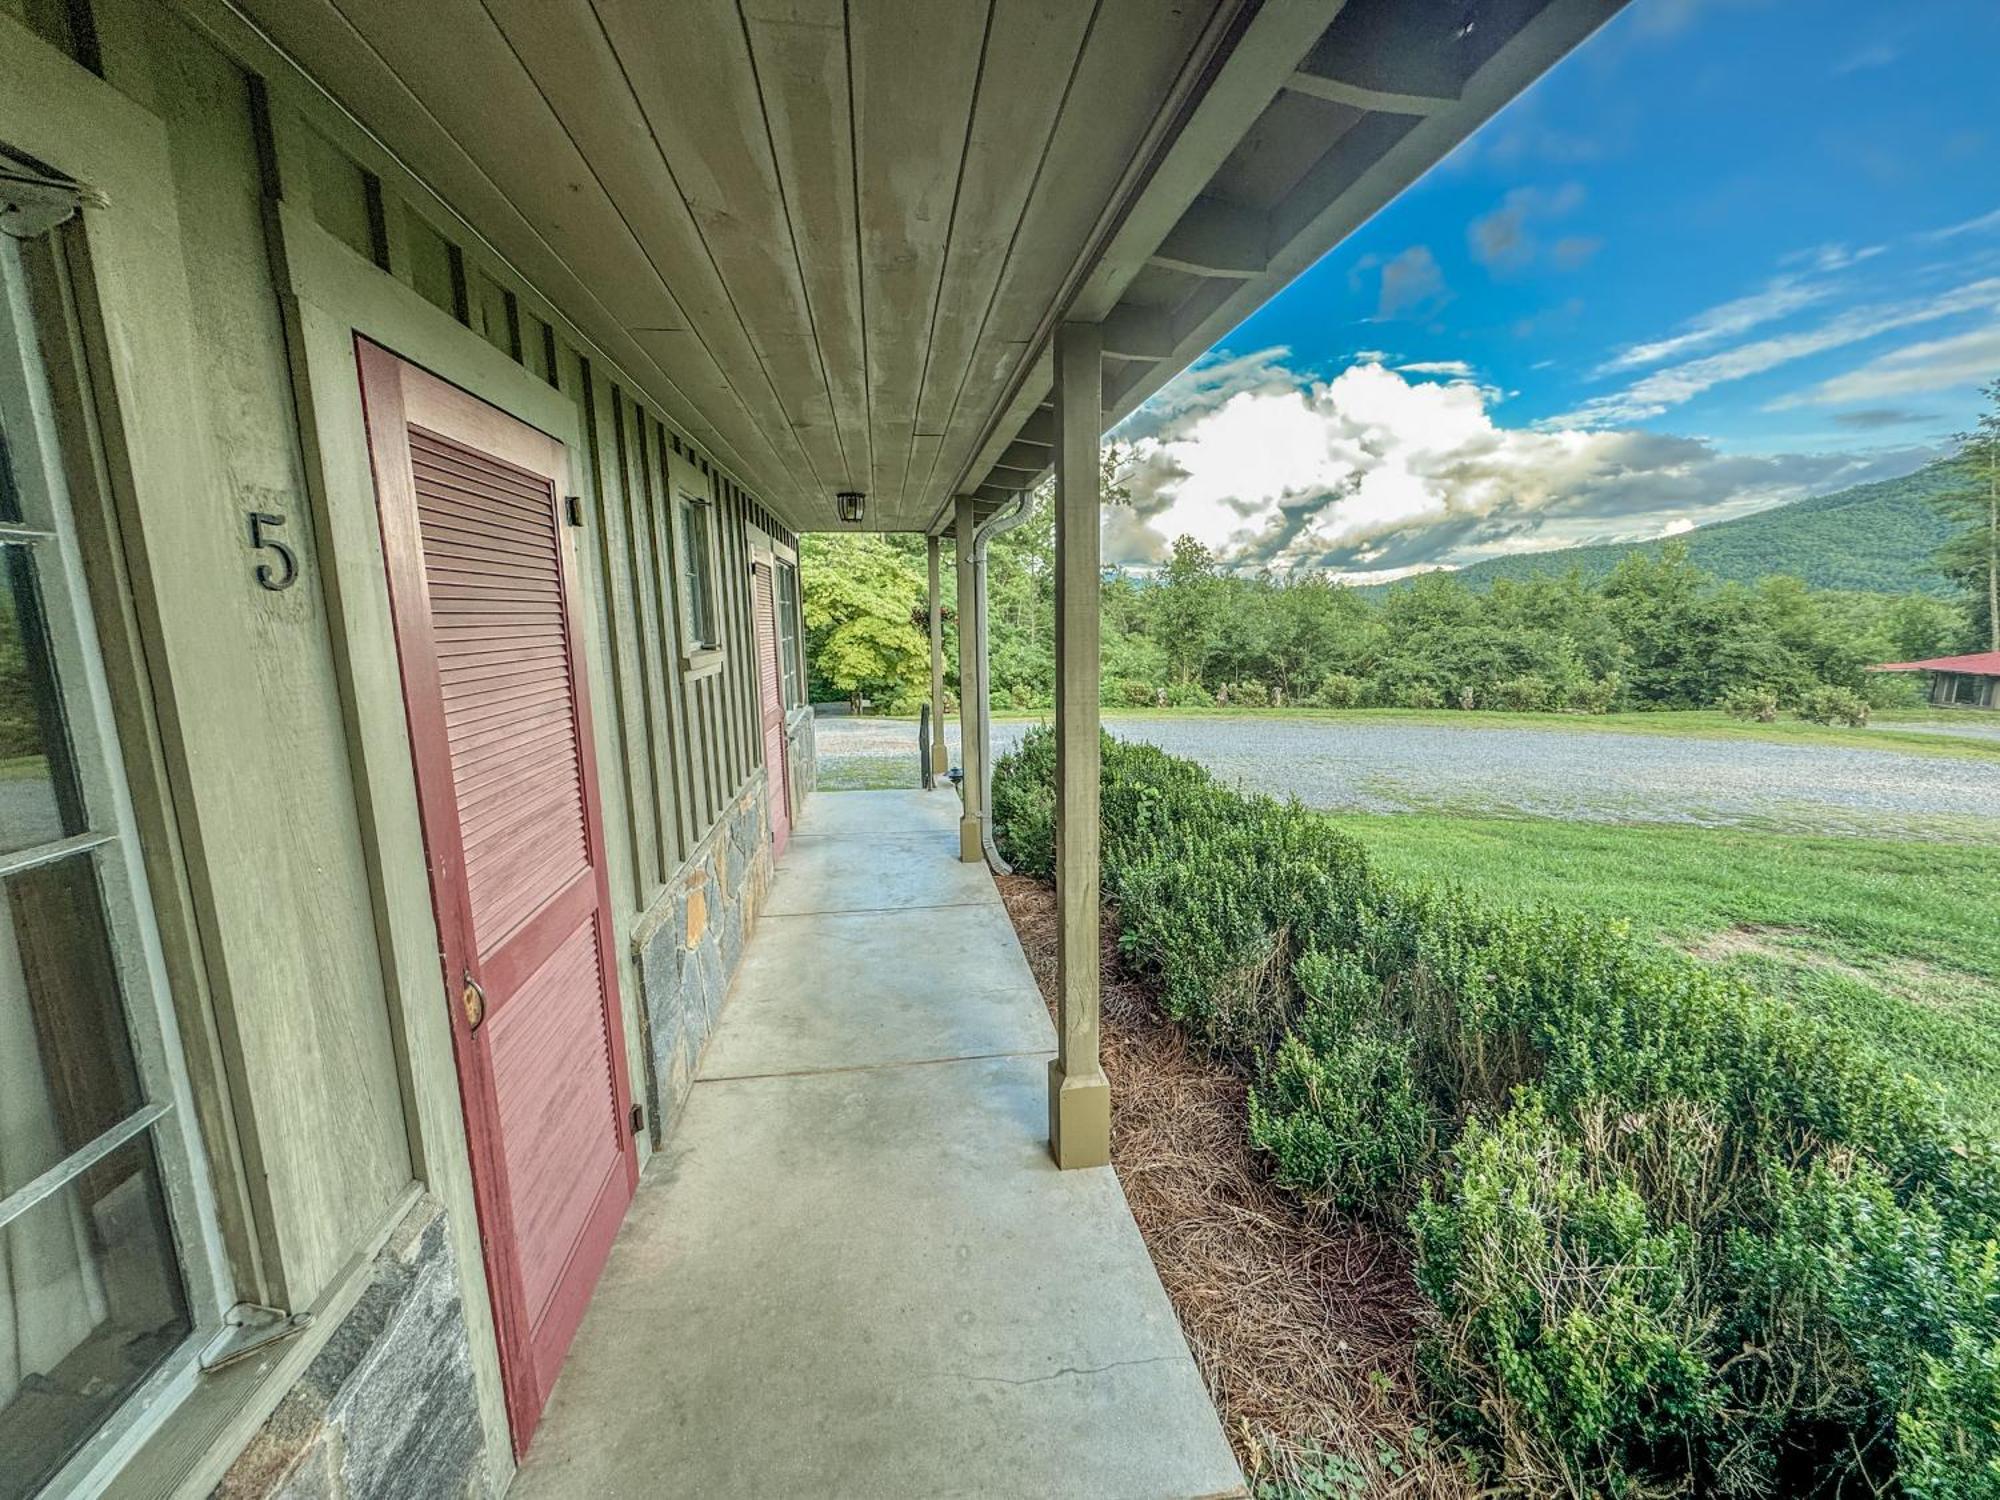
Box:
[1936,378,2000,651]
[1154,534,1220,685]
[798,532,929,710]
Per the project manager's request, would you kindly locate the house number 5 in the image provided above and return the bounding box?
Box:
[248,511,298,592]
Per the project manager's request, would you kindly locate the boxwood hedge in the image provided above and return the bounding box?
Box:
[992,725,2000,1497]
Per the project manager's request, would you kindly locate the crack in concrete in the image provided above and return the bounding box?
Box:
[951,1354,1180,1387]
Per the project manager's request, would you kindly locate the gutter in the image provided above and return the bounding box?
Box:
[969,489,1036,873]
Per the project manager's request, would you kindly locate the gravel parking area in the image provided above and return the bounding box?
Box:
[815,713,1998,837]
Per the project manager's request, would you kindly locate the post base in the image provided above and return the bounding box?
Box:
[931,741,949,777]
[1047,1060,1110,1169]
[958,815,983,864]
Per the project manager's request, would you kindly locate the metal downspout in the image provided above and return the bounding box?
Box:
[971,489,1035,873]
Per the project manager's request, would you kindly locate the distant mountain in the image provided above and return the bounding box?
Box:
[1372,464,1961,596]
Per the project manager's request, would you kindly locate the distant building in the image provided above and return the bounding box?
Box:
[1869,650,2000,709]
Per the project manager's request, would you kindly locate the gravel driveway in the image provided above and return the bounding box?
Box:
[815,713,1999,838]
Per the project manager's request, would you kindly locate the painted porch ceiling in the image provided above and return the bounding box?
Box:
[225,0,1622,535]
[223,0,1239,531]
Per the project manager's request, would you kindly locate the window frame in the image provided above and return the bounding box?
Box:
[0,233,230,1497]
[775,558,803,709]
[676,487,723,670]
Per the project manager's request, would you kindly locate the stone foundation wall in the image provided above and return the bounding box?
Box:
[785,706,816,811]
[217,1198,487,1500]
[633,775,775,1142]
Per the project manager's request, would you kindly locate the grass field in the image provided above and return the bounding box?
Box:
[1343,811,2000,1129]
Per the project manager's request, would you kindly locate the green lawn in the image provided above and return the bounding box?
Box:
[1341,811,2000,1129]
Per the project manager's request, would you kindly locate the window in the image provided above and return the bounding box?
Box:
[0,239,214,1497]
[776,560,803,708]
[678,493,718,653]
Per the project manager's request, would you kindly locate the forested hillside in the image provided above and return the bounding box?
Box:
[1384,464,1959,596]
[802,506,1974,717]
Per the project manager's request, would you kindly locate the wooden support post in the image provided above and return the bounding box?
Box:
[954,496,982,863]
[928,533,948,780]
[1049,321,1109,1169]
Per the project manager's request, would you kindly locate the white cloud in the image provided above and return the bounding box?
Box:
[1555,276,2000,427]
[1832,43,1899,76]
[1598,276,1829,372]
[1766,322,2000,408]
[1115,355,1941,579]
[1920,207,2000,243]
[1397,360,1476,378]
[1377,246,1448,318]
[1468,184,1587,272]
[1780,243,1887,274]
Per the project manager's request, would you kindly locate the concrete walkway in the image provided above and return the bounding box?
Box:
[512,790,1244,1499]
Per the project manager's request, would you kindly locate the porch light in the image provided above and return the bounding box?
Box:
[836,490,865,524]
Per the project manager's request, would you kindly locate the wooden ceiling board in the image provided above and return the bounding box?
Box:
[470,0,829,498]
[585,0,848,496]
[312,0,816,504]
[902,0,1096,515]
[740,0,872,514]
[1209,90,1367,212]
[920,0,1227,524]
[848,0,988,525]
[229,0,781,488]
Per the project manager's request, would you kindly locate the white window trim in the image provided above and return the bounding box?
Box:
[774,558,805,710]
[676,487,724,673]
[0,236,232,1495]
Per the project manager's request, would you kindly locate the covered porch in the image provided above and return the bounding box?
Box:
[0,3,1624,1494]
[511,790,1243,1498]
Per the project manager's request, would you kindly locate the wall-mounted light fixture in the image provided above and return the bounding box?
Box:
[836,491,865,524]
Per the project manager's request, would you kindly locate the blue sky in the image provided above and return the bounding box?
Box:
[1112,0,2000,579]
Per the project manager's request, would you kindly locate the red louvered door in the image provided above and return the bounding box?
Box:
[357,341,635,1456]
[753,561,791,856]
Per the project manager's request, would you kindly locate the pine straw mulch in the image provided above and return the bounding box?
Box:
[996,874,1471,1498]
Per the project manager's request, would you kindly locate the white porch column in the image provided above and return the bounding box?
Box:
[928,533,948,780]
[954,495,983,863]
[1049,321,1109,1169]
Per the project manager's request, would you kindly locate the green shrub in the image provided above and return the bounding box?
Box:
[1862,670,1925,711]
[1489,674,1555,712]
[1412,1100,1722,1496]
[1250,950,1441,1213]
[1222,680,1272,708]
[1162,679,1214,708]
[1566,673,1621,714]
[1795,684,1871,726]
[990,727,1997,1495]
[1727,1158,2000,1497]
[1400,682,1445,710]
[1304,674,1363,709]
[1112,678,1160,708]
[989,725,1056,877]
[1719,684,1780,722]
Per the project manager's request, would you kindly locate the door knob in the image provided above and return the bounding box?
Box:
[461,972,487,1032]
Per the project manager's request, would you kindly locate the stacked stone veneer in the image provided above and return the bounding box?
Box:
[217,1198,487,1499]
[634,773,776,1140]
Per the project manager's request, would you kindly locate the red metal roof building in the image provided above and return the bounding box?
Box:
[1869,650,2000,708]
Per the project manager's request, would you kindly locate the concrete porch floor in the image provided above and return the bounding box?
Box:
[511,790,1245,1499]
